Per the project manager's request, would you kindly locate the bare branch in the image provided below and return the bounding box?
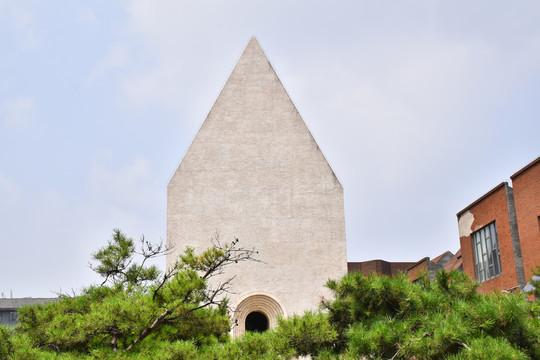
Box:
[127,236,259,351]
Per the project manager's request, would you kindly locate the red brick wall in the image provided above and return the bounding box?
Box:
[347,259,416,276]
[458,184,519,293]
[348,260,390,275]
[347,260,417,276]
[407,260,428,281]
[511,159,540,283]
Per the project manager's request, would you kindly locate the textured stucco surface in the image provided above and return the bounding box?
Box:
[166,38,347,321]
[458,210,474,238]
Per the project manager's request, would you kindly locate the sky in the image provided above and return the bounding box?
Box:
[0,1,539,298]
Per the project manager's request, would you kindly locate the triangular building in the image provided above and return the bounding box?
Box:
[167,38,347,337]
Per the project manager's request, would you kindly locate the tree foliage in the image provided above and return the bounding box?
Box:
[526,265,540,301]
[89,229,162,289]
[1,230,538,359]
[3,229,258,358]
[323,270,540,359]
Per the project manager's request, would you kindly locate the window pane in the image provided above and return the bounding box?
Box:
[480,229,489,280]
[485,228,492,255]
[490,223,497,249]
[492,248,500,275]
[475,241,484,281]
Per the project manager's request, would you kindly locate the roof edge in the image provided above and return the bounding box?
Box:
[510,156,540,180]
[407,257,430,271]
[457,182,508,218]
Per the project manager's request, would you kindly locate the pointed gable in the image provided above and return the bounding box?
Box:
[171,37,340,189]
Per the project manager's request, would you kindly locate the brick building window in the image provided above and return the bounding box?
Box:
[472,222,502,283]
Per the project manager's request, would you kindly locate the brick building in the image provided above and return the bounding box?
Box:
[510,157,540,284]
[347,250,462,281]
[347,259,417,276]
[457,157,540,293]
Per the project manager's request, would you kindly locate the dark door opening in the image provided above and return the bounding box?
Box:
[245,311,268,332]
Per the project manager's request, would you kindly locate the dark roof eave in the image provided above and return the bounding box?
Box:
[510,156,540,180]
[407,257,430,271]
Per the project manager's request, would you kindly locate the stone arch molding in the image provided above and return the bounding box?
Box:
[232,292,286,337]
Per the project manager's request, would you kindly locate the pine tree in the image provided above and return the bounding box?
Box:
[322,270,540,359]
[7,229,258,357]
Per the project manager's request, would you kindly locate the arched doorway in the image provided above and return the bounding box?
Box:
[245,311,268,332]
[232,293,285,337]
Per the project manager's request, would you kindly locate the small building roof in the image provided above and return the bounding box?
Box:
[0,298,58,310]
[444,249,463,272]
[431,251,455,267]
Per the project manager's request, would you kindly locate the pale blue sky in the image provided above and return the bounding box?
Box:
[1,1,539,297]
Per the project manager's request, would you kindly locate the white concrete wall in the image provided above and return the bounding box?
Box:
[166,38,347,321]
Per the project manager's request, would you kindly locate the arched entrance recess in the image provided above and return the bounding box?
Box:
[245,311,268,332]
[232,293,285,337]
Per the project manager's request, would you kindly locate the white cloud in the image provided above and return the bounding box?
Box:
[2,96,37,129]
[8,5,43,51]
[82,153,166,269]
[120,64,184,109]
[75,8,100,31]
[0,172,19,204]
[97,1,250,113]
[88,45,130,84]
[88,153,163,220]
